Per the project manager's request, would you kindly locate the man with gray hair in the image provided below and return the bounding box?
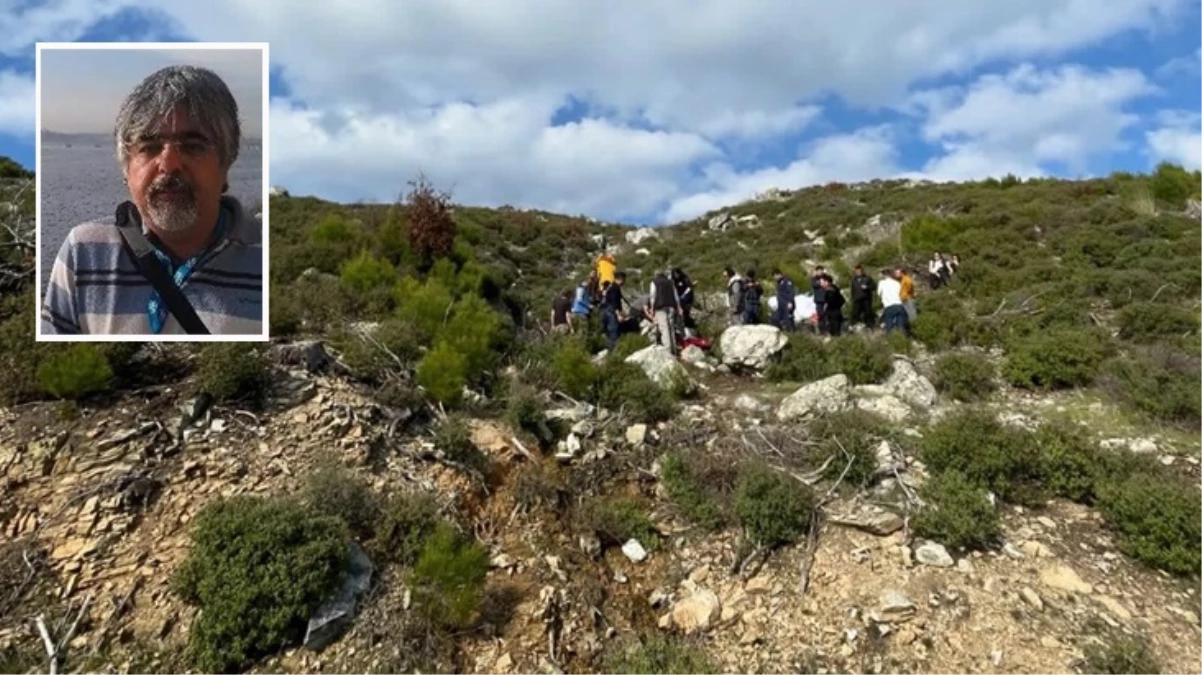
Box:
[41,65,261,335]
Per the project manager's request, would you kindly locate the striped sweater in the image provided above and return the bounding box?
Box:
[41,195,263,335]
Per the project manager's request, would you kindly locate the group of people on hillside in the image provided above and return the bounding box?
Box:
[551,250,700,354]
[551,246,962,355]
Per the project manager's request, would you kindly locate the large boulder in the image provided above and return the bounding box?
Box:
[883,357,938,409]
[625,227,659,245]
[720,325,788,370]
[625,345,690,389]
[778,374,852,421]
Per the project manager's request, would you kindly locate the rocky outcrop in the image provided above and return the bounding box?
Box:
[625,345,690,390]
[719,325,788,370]
[777,374,852,421]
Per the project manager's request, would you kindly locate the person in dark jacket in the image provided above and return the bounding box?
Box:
[811,265,828,334]
[599,272,628,350]
[849,264,877,329]
[819,274,846,337]
[646,270,683,353]
[671,267,696,330]
[742,269,763,325]
[772,269,796,332]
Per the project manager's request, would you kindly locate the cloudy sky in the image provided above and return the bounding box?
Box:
[0,0,1199,225]
[39,46,263,136]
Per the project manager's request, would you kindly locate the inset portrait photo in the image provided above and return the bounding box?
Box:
[36,42,269,340]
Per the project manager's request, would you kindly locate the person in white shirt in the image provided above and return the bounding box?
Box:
[877,268,911,337]
[928,252,950,289]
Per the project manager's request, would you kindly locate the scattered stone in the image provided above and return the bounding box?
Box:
[733,393,770,413]
[1001,542,1025,560]
[915,542,954,568]
[578,533,602,559]
[1035,516,1057,529]
[670,589,721,634]
[778,374,852,421]
[1128,438,1158,454]
[1019,540,1053,559]
[880,590,916,622]
[622,539,648,563]
[1095,595,1132,622]
[956,558,974,574]
[745,576,771,595]
[1020,587,1044,611]
[304,542,374,650]
[1039,564,1093,595]
[833,509,904,537]
[625,424,648,447]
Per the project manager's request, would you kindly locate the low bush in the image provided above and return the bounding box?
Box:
[604,636,717,674]
[369,491,440,566]
[1115,302,1199,341]
[1100,348,1201,426]
[35,343,112,400]
[1003,328,1112,390]
[595,361,677,423]
[1033,420,1107,504]
[550,337,600,399]
[408,521,489,629]
[433,415,490,474]
[920,408,1045,505]
[1083,633,1161,674]
[172,496,349,673]
[583,497,660,550]
[195,343,270,403]
[733,462,815,548]
[416,341,468,406]
[806,411,892,490]
[300,463,381,541]
[1097,467,1201,576]
[912,471,1001,550]
[659,452,730,531]
[931,352,998,402]
[766,333,893,385]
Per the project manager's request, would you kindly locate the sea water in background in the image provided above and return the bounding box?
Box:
[38,140,263,294]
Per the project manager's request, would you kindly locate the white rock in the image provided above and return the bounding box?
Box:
[626,424,648,446]
[719,325,789,370]
[883,358,938,409]
[625,346,691,390]
[625,227,659,245]
[733,393,770,413]
[670,589,721,633]
[778,374,852,421]
[1128,438,1158,454]
[915,542,954,567]
[622,539,648,563]
[855,394,912,423]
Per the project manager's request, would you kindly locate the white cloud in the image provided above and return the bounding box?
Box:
[0,70,35,137]
[270,96,719,221]
[3,0,1198,222]
[1155,46,1202,79]
[910,64,1156,180]
[661,126,900,222]
[1146,110,1202,169]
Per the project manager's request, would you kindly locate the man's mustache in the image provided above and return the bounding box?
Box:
[149,175,196,199]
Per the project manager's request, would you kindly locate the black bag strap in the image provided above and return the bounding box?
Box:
[113,202,211,335]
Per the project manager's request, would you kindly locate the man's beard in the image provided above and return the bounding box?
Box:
[145,174,198,233]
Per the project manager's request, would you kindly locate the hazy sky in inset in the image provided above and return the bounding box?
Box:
[40,47,263,137]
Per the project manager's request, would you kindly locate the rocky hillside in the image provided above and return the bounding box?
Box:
[1,162,1200,675]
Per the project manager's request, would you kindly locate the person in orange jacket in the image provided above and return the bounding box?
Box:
[898,267,917,323]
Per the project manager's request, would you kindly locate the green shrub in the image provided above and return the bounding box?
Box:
[339,250,398,295]
[333,320,424,382]
[584,498,660,550]
[1149,161,1198,208]
[806,411,891,490]
[408,521,489,629]
[931,352,998,402]
[609,333,652,361]
[195,343,270,403]
[416,342,468,407]
[369,491,440,566]
[1097,468,1201,576]
[300,462,381,541]
[912,471,1001,550]
[1003,328,1111,390]
[823,335,893,385]
[595,361,677,423]
[1033,420,1106,504]
[504,382,554,447]
[1083,634,1161,674]
[395,277,455,344]
[269,287,303,337]
[660,452,729,531]
[434,415,489,474]
[551,338,600,399]
[766,333,893,385]
[1115,303,1199,341]
[440,293,509,380]
[172,496,349,673]
[604,636,717,674]
[920,409,1044,505]
[910,293,977,350]
[733,462,815,548]
[1100,349,1201,426]
[35,343,112,399]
